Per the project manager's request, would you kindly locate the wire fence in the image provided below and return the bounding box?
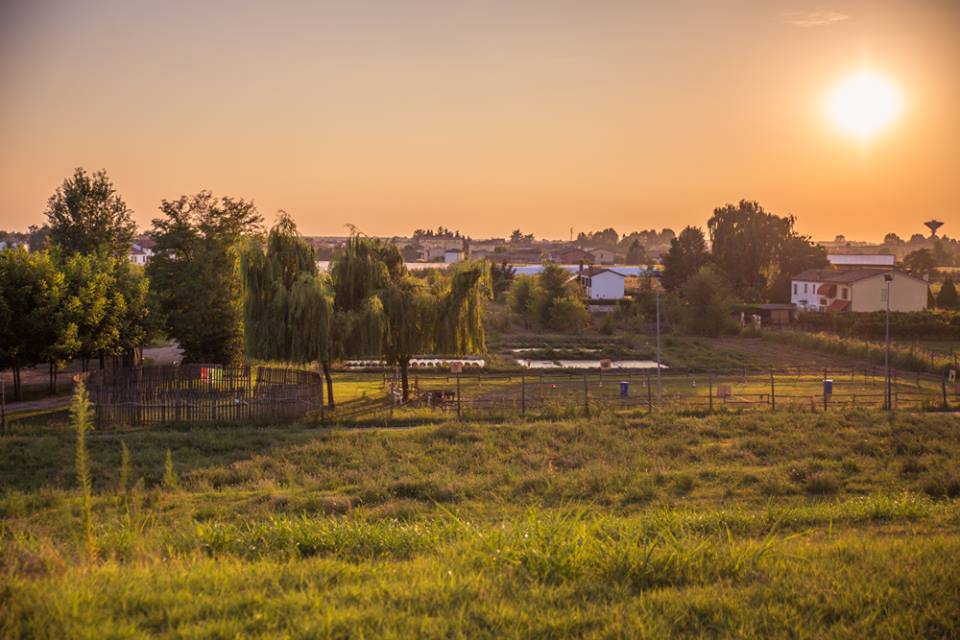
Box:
[356,365,959,423]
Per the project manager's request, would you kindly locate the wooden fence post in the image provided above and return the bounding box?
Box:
[942,373,948,410]
[520,374,526,416]
[583,374,589,417]
[770,370,775,411]
[456,372,462,420]
[646,375,652,414]
[708,376,713,413]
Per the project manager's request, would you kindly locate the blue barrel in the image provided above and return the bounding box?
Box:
[823,379,833,396]
[619,381,630,398]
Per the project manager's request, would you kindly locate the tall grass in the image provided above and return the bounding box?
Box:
[70,380,95,558]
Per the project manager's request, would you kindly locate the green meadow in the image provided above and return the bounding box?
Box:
[2,409,959,638]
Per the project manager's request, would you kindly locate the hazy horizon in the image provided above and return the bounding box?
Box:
[2,0,958,242]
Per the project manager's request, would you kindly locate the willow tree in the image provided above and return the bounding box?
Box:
[241,213,336,406]
[380,276,436,402]
[435,261,491,354]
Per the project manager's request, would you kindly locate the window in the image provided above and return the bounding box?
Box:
[804,283,809,293]
[841,287,848,300]
[793,283,798,295]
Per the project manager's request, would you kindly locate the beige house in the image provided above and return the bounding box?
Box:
[791,269,928,312]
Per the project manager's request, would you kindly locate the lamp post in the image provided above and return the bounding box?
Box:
[656,288,661,400]
[884,273,893,410]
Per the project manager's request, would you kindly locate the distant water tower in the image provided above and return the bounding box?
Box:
[924,220,944,237]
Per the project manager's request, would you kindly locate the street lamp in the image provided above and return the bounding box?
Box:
[884,273,893,410]
[656,288,661,400]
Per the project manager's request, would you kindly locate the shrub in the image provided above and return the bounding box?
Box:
[804,472,840,495]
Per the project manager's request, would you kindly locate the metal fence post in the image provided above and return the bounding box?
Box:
[456,372,462,420]
[646,375,652,414]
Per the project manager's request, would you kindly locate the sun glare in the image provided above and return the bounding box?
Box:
[825,71,902,139]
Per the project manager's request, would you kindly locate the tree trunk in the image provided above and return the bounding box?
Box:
[49,361,57,395]
[13,366,22,401]
[400,357,410,403]
[321,360,335,408]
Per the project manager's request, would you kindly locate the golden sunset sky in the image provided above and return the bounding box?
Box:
[1,1,957,241]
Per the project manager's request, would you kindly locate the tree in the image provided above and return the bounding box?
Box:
[509,229,534,244]
[903,249,935,281]
[241,213,337,405]
[937,275,958,309]
[883,232,904,245]
[148,192,263,364]
[528,263,589,332]
[489,261,515,300]
[707,199,825,300]
[45,168,136,258]
[767,234,829,303]
[380,276,435,402]
[680,267,730,337]
[0,250,67,399]
[59,252,123,371]
[625,239,647,265]
[661,226,709,291]
[507,275,539,318]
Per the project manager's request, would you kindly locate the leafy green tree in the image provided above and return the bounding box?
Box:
[661,226,709,291]
[148,192,263,364]
[528,263,589,332]
[625,239,647,265]
[680,266,730,337]
[113,261,155,367]
[936,275,958,309]
[45,168,136,258]
[241,213,337,406]
[489,261,515,300]
[707,199,825,300]
[59,253,123,371]
[380,276,435,402]
[903,249,936,281]
[0,250,67,399]
[507,275,539,318]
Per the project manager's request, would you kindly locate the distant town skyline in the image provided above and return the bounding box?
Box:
[2,1,958,242]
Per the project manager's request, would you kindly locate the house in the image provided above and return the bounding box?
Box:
[551,247,594,264]
[0,239,29,252]
[128,237,155,266]
[791,269,928,312]
[826,253,895,269]
[444,249,464,263]
[572,267,626,301]
[588,248,615,264]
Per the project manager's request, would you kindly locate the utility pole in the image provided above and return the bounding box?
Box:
[656,288,662,400]
[884,274,893,410]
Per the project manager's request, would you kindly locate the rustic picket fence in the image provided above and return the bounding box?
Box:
[87,364,324,428]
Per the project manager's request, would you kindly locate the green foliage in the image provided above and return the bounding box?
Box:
[903,249,936,280]
[148,192,262,364]
[625,238,647,265]
[507,274,539,315]
[707,200,826,300]
[936,275,957,309]
[488,261,515,300]
[118,441,131,497]
[71,380,95,558]
[795,309,960,341]
[680,267,731,337]
[44,167,136,259]
[661,226,709,292]
[0,249,68,398]
[546,294,591,332]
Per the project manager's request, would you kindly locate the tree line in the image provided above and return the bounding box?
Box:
[0,168,490,405]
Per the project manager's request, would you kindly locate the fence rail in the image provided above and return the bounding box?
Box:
[87,364,325,427]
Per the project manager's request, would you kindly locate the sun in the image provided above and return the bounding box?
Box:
[825,71,902,139]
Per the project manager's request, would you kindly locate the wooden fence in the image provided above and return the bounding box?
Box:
[87,364,324,427]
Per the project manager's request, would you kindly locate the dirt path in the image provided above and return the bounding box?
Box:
[2,344,183,415]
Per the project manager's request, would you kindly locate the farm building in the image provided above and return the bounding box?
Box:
[791,268,928,312]
[551,247,594,264]
[572,267,626,300]
[444,249,464,263]
[588,248,615,264]
[826,253,895,269]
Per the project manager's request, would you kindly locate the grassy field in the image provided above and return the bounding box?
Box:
[2,408,960,638]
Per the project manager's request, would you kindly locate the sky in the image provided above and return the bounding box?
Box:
[1,0,958,242]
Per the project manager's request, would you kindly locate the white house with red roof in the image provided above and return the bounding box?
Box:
[791,268,928,312]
